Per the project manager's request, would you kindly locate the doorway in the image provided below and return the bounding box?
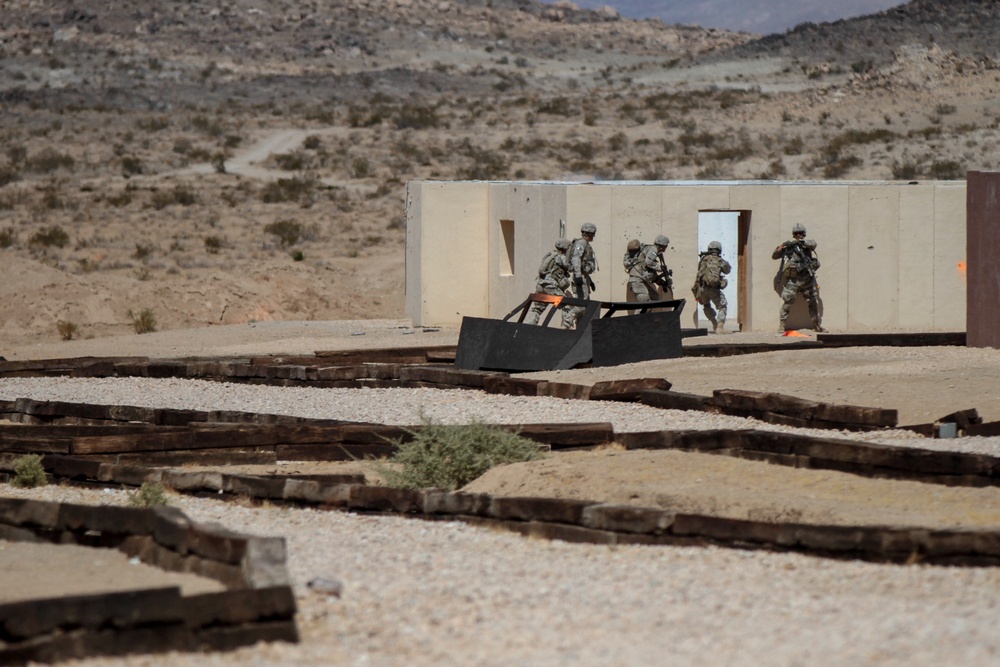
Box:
[696,210,750,332]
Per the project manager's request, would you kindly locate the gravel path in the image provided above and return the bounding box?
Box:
[3,483,1000,667]
[3,376,1000,456]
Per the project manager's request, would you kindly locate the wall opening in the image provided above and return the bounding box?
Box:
[697,210,750,332]
[500,219,515,276]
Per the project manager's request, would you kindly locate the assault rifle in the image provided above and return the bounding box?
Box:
[786,240,816,279]
[655,252,674,291]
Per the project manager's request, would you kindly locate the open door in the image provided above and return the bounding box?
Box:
[697,210,750,332]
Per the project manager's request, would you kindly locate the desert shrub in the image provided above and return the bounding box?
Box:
[352,157,372,178]
[127,308,157,334]
[128,482,169,507]
[204,235,223,254]
[261,176,316,204]
[150,186,197,210]
[394,104,440,130]
[274,151,307,171]
[458,146,508,180]
[822,154,862,178]
[379,418,543,490]
[783,136,805,155]
[303,135,322,150]
[265,219,304,247]
[535,97,572,116]
[827,129,896,153]
[25,148,75,174]
[211,152,227,174]
[106,190,132,207]
[934,103,957,116]
[173,138,193,154]
[11,454,47,488]
[136,116,170,132]
[122,156,143,177]
[30,225,69,248]
[608,132,629,152]
[291,250,304,261]
[133,243,153,260]
[7,144,27,165]
[0,165,19,187]
[929,160,964,180]
[0,227,15,248]
[891,160,920,180]
[57,320,78,340]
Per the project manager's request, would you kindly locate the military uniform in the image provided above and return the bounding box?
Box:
[563,226,597,329]
[526,245,570,325]
[692,244,731,333]
[623,243,661,302]
[772,225,823,331]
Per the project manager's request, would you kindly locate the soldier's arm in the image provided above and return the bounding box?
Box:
[722,259,732,274]
[771,243,787,260]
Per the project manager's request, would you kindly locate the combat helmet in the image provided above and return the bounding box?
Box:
[708,240,722,252]
[627,239,641,252]
[580,222,597,235]
[555,238,571,250]
[792,223,806,235]
[655,234,670,247]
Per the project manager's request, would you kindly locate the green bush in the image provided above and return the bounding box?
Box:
[57,320,78,340]
[380,418,543,490]
[127,308,157,334]
[128,482,169,507]
[12,454,47,488]
[0,227,15,248]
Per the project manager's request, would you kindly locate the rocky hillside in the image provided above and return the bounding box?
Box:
[729,0,1000,65]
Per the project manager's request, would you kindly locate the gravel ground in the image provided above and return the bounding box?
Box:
[2,376,1000,456]
[4,328,1000,666]
[2,483,1000,667]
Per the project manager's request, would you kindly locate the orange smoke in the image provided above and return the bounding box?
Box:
[783,330,810,338]
[957,261,967,275]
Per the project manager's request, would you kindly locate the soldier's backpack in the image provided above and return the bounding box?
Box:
[697,254,724,288]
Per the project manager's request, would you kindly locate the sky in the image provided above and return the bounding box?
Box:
[562,0,907,35]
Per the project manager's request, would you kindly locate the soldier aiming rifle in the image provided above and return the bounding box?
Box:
[772,223,824,332]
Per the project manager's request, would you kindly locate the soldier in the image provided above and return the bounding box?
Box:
[562,222,597,329]
[623,235,671,302]
[772,223,825,332]
[525,238,571,325]
[691,240,732,333]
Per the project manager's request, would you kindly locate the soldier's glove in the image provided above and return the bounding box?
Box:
[574,277,584,293]
[587,277,596,291]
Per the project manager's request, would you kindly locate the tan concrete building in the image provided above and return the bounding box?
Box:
[405,180,967,332]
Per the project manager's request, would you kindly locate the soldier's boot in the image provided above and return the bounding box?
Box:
[717,319,732,334]
[707,316,718,333]
[812,320,826,333]
[778,320,787,333]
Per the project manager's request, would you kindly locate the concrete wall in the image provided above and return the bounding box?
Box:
[406,180,967,331]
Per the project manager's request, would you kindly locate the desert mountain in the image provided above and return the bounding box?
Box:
[0,0,996,347]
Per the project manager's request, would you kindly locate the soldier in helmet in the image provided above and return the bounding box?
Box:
[692,240,732,333]
[772,223,824,332]
[562,222,598,329]
[525,238,571,325]
[623,235,672,302]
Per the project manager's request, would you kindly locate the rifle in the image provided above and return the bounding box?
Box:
[656,252,674,291]
[787,240,816,279]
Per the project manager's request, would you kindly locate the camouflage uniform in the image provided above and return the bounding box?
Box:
[691,244,731,333]
[623,243,661,302]
[526,243,570,325]
[772,227,823,331]
[563,228,597,329]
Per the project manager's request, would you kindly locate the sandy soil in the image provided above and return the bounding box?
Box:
[0,540,225,604]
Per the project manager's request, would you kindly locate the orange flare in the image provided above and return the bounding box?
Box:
[957,261,967,275]
[783,330,810,338]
